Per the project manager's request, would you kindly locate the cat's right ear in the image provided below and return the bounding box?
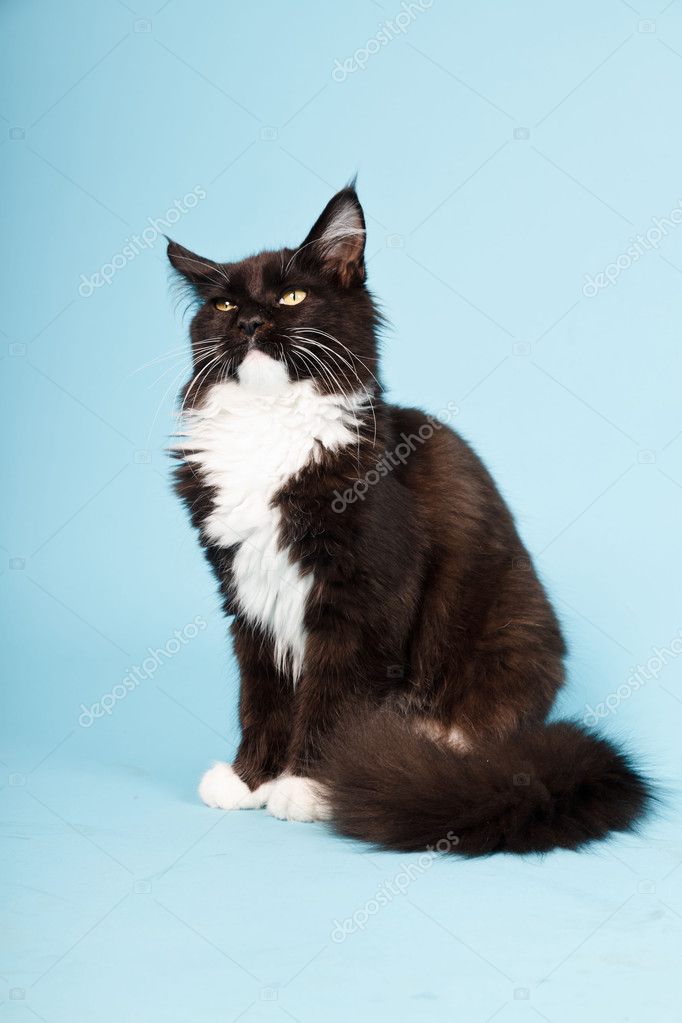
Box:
[166,239,223,289]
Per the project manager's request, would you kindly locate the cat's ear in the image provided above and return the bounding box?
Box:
[166,239,224,289]
[300,186,366,286]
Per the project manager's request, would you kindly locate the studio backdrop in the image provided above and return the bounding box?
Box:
[2,2,681,1022]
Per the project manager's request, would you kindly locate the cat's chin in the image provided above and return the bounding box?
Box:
[237,349,291,395]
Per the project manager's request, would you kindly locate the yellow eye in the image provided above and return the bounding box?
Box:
[214,299,237,312]
[279,289,307,306]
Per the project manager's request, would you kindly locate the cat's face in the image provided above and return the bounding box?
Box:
[167,187,381,404]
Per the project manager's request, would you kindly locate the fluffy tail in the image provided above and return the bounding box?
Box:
[316,706,652,855]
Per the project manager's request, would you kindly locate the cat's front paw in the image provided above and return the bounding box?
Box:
[198,762,273,810]
[266,774,331,822]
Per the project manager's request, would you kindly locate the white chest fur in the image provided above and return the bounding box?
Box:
[176,354,364,679]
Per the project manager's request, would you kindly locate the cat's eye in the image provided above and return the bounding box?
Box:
[214,299,237,312]
[279,289,307,307]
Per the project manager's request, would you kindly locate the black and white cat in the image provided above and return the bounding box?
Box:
[167,185,650,854]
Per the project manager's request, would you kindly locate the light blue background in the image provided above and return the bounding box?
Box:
[2,1,681,1020]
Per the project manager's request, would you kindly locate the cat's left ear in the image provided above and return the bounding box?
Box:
[301,186,366,287]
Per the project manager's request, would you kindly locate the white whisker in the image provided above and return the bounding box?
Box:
[131,341,218,376]
[292,326,380,385]
[289,331,377,447]
[145,361,191,451]
[181,352,224,418]
[291,343,362,470]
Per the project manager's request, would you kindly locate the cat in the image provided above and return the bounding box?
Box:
[167,184,650,854]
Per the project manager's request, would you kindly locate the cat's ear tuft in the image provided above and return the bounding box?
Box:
[166,239,222,288]
[301,186,366,286]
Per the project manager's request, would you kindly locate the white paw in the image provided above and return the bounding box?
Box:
[266,774,331,822]
[198,762,274,810]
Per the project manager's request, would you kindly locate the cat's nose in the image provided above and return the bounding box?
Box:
[238,315,265,338]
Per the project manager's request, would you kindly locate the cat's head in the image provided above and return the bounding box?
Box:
[167,185,381,403]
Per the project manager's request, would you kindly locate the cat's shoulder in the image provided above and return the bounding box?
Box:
[384,402,464,445]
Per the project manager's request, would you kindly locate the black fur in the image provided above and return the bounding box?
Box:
[167,184,653,855]
[314,705,651,854]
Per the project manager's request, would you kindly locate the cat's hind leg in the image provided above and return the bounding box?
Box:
[265,774,332,822]
[413,716,474,754]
